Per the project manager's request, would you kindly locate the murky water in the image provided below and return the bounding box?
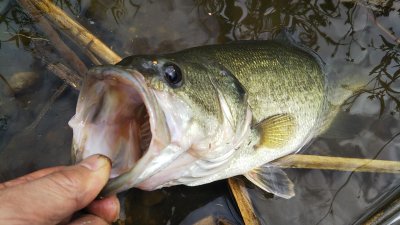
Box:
[0,0,399,224]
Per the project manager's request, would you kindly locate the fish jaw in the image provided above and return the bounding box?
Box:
[103,144,198,192]
[68,58,255,194]
[68,66,179,194]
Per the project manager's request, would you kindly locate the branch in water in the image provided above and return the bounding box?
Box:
[273,154,400,174]
[17,0,88,76]
[46,62,82,90]
[23,1,400,176]
[228,178,261,225]
[28,0,122,65]
[362,196,400,225]
[229,154,400,225]
[25,83,69,131]
[18,2,400,223]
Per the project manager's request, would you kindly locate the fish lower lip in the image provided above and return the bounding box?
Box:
[69,66,169,192]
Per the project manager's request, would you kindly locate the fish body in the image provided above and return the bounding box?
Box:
[69,41,331,198]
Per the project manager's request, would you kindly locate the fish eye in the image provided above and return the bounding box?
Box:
[163,63,183,88]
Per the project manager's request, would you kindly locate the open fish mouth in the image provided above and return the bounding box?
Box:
[68,66,170,195]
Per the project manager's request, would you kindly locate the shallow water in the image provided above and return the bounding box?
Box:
[0,0,399,224]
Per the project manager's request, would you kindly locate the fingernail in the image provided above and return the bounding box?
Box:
[80,154,111,171]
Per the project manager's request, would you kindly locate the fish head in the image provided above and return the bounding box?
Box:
[68,55,252,195]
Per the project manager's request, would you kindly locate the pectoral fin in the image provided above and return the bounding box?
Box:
[256,114,296,149]
[244,165,295,199]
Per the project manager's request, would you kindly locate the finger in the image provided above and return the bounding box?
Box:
[87,195,120,223]
[0,154,111,225]
[0,166,65,190]
[68,214,109,225]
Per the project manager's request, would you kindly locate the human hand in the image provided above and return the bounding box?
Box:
[0,154,120,225]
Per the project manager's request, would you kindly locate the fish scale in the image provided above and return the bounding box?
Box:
[70,41,340,198]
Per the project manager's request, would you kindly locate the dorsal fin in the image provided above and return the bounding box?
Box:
[256,114,296,149]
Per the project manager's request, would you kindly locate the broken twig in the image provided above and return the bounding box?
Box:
[228,178,261,225]
[273,154,400,174]
[363,197,400,225]
[19,1,400,223]
[28,0,122,64]
[17,0,88,76]
[25,83,69,131]
[46,62,81,90]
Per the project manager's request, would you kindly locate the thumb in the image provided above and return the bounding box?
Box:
[1,154,111,225]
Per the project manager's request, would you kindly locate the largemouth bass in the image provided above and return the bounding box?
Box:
[69,41,334,198]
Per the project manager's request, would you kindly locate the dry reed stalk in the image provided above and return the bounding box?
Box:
[28,0,122,64]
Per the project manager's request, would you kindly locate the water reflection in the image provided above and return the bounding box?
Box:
[54,0,82,15]
[194,1,400,225]
[122,181,233,225]
[110,0,140,24]
[0,0,399,225]
[179,195,243,225]
[344,35,400,116]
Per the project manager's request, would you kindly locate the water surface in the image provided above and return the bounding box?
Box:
[0,0,399,224]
